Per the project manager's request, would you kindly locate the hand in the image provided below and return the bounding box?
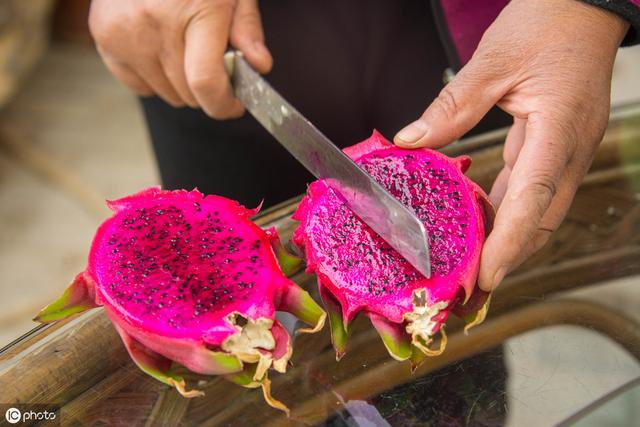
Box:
[89,0,272,118]
[393,0,629,291]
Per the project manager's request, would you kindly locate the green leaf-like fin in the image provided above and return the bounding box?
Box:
[319,285,350,360]
[114,325,204,398]
[34,273,98,323]
[369,313,412,361]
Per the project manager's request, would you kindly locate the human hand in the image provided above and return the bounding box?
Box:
[89,0,272,118]
[393,0,629,291]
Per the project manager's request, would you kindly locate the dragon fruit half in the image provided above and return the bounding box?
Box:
[293,131,492,366]
[35,188,326,413]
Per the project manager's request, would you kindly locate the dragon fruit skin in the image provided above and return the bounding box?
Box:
[35,187,325,413]
[293,131,492,364]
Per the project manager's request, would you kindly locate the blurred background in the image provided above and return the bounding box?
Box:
[0,0,158,344]
[1,0,640,344]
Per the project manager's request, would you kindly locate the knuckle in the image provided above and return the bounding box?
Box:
[579,106,609,147]
[208,0,237,15]
[507,172,558,220]
[185,0,236,28]
[187,74,220,96]
[532,227,553,251]
[89,2,154,48]
[167,98,187,108]
[88,14,114,45]
[529,112,580,160]
[525,173,558,202]
[138,0,163,23]
[204,104,242,120]
[431,86,460,121]
[187,75,238,118]
[235,8,260,29]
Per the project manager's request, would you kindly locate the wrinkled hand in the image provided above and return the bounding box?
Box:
[394,0,628,291]
[89,0,272,118]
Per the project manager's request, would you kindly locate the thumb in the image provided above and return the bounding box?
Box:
[229,0,272,74]
[394,60,507,148]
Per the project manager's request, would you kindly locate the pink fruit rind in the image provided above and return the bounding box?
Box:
[35,187,325,414]
[293,131,493,364]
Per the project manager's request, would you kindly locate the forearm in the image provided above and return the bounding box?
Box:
[579,0,640,44]
[577,0,632,49]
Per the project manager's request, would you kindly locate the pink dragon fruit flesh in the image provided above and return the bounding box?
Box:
[293,131,493,366]
[35,187,326,414]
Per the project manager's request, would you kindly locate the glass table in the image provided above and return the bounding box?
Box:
[1,104,639,426]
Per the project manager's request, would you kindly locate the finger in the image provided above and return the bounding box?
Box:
[478,113,577,291]
[489,166,511,207]
[100,56,154,96]
[135,58,186,107]
[511,143,595,267]
[184,5,244,119]
[394,58,509,148]
[488,118,526,206]
[230,0,273,74]
[503,117,527,168]
[507,173,579,269]
[159,42,198,107]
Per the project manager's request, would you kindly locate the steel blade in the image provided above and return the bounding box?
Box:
[227,52,431,278]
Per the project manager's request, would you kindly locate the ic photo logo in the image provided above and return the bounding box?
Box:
[5,407,20,424]
[2,405,57,425]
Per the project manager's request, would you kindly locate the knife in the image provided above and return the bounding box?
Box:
[224,51,432,278]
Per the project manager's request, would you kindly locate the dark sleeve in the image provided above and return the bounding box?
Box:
[579,0,640,45]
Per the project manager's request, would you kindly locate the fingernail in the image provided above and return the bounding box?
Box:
[491,267,507,290]
[396,121,427,145]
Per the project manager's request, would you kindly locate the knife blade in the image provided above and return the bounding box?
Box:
[225,51,432,278]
